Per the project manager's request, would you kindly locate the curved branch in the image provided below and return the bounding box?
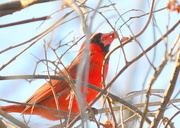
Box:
[135,0,155,37]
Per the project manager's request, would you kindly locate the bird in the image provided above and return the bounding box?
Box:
[0,32,118,120]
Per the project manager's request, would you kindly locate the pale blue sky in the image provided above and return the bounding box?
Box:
[0,0,179,127]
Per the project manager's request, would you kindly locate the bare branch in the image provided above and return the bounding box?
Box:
[0,16,51,28]
[150,46,180,128]
[0,0,57,17]
[0,109,29,128]
[0,74,152,124]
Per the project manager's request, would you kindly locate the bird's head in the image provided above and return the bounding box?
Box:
[90,31,118,54]
[80,32,118,54]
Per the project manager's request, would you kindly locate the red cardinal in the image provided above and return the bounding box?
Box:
[1,32,117,120]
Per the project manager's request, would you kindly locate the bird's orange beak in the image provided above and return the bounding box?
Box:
[101,31,118,46]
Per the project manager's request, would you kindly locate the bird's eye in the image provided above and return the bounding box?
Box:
[109,34,113,38]
[101,32,117,42]
[109,31,117,38]
[102,35,112,41]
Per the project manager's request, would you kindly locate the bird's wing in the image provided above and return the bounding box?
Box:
[25,54,81,106]
[26,79,67,105]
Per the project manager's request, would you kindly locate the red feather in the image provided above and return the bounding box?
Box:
[1,32,117,120]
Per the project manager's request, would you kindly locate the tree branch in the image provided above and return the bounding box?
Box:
[150,46,180,128]
[0,74,151,124]
[0,16,50,28]
[0,0,57,17]
[0,109,29,128]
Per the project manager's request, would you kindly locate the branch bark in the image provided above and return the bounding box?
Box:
[150,47,180,128]
[0,74,152,125]
[0,0,56,17]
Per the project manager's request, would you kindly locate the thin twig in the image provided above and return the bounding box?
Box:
[103,20,180,94]
[164,110,180,128]
[140,58,168,127]
[150,45,180,128]
[0,16,51,28]
[97,98,180,114]
[0,109,29,128]
[0,118,7,128]
[0,9,75,70]
[0,74,151,124]
[135,0,155,38]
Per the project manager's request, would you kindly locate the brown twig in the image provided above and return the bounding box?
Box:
[118,7,166,30]
[103,20,180,94]
[140,33,180,127]
[97,98,180,114]
[150,45,180,128]
[43,43,63,124]
[135,0,155,38]
[0,75,64,81]
[0,9,75,70]
[0,98,77,116]
[0,74,151,124]
[1,75,180,127]
[164,110,180,128]
[0,16,51,28]
[0,0,57,17]
[0,118,7,128]
[0,3,115,55]
[140,58,168,127]
[0,109,29,128]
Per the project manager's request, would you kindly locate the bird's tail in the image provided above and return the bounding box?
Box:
[0,105,26,113]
